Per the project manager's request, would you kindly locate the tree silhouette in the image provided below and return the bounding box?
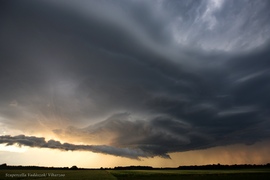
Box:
[70,165,78,170]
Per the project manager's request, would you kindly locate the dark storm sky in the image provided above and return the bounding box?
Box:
[0,0,270,159]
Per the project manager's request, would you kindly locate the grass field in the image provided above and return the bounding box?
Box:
[109,169,270,180]
[0,169,270,180]
[0,170,116,180]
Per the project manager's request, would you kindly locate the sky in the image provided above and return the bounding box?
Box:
[0,0,270,168]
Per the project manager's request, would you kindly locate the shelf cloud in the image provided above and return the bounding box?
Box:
[0,0,270,160]
[0,135,149,159]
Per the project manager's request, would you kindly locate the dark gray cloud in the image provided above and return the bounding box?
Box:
[0,135,149,159]
[0,0,270,159]
[54,108,269,157]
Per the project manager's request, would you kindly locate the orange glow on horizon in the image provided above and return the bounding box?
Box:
[0,140,269,168]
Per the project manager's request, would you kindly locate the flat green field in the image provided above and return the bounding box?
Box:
[0,170,116,180]
[109,169,270,180]
[0,169,270,180]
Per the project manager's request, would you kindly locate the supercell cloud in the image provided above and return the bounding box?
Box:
[0,0,270,159]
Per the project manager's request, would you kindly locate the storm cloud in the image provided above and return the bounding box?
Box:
[0,0,270,159]
[0,135,149,159]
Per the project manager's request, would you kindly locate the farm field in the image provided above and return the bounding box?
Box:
[0,169,270,180]
[0,170,116,180]
[109,169,270,180]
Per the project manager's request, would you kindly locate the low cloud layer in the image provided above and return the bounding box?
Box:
[0,135,149,159]
[0,0,270,159]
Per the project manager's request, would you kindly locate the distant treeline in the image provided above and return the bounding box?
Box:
[113,164,270,170]
[1,163,270,170]
[114,166,153,170]
[0,163,78,170]
[178,163,270,170]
